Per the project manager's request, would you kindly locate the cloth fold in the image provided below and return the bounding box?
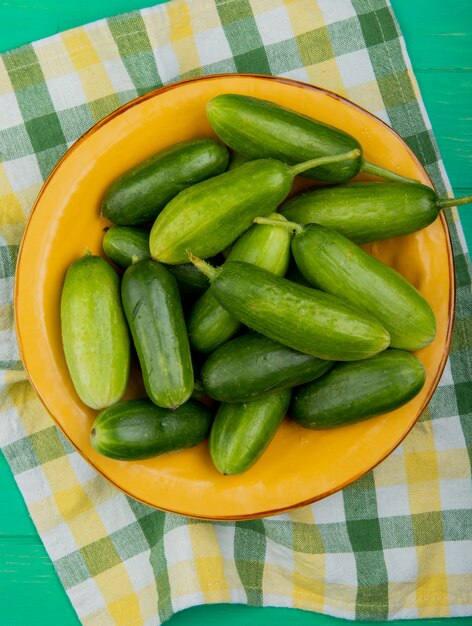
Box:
[1,1,471,624]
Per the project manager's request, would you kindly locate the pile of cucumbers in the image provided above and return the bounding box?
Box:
[61,94,472,475]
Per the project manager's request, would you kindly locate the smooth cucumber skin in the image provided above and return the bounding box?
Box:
[228,152,250,170]
[281,182,439,243]
[188,213,292,353]
[168,262,211,295]
[210,389,291,474]
[201,332,334,402]
[91,398,212,460]
[121,260,193,408]
[61,255,130,409]
[102,225,212,294]
[149,159,293,264]
[292,224,436,351]
[103,226,150,268]
[207,94,361,183]
[209,262,390,361]
[292,350,426,429]
[101,139,229,225]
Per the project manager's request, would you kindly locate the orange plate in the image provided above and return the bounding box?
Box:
[15,75,454,520]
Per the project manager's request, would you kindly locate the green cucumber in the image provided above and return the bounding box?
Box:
[187,213,292,353]
[103,226,150,268]
[207,94,418,184]
[91,398,212,460]
[121,260,193,408]
[61,255,130,409]
[201,332,334,402]
[149,150,359,264]
[281,221,436,351]
[281,182,472,244]
[210,389,291,474]
[189,258,390,361]
[101,139,229,225]
[102,225,213,294]
[228,152,250,170]
[292,349,426,429]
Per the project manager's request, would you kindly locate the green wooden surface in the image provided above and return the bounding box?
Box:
[0,1,471,624]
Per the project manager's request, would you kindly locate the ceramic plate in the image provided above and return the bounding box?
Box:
[15,75,454,519]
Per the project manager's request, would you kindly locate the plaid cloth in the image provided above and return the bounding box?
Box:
[1,0,471,623]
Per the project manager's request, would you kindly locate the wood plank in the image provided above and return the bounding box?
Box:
[0,537,79,625]
[417,71,471,189]
[0,453,37,537]
[391,0,472,69]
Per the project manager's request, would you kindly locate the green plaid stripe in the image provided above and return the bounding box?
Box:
[1,0,471,623]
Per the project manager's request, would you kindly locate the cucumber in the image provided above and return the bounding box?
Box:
[149,151,359,264]
[187,213,292,353]
[207,94,418,184]
[101,139,229,225]
[91,398,212,460]
[103,226,150,268]
[228,152,250,170]
[121,260,193,408]
[60,254,130,409]
[210,389,291,474]
[168,262,211,295]
[291,349,426,429]
[282,182,472,243]
[190,259,390,361]
[289,222,436,351]
[201,332,334,402]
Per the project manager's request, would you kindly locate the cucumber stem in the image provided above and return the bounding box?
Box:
[254,216,304,235]
[361,160,420,184]
[288,149,361,178]
[437,194,472,209]
[186,251,220,281]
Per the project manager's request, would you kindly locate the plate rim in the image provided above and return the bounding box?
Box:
[14,73,456,520]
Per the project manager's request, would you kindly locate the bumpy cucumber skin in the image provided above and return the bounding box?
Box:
[103,226,150,268]
[201,333,334,402]
[210,389,291,475]
[101,139,229,225]
[292,224,436,351]
[188,213,292,353]
[121,260,193,408]
[282,182,439,244]
[61,255,130,409]
[207,94,361,183]
[91,398,212,460]
[149,160,293,264]
[292,349,426,429]
[208,261,390,361]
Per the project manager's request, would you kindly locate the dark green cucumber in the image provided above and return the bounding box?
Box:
[149,150,359,264]
[207,94,418,184]
[103,226,150,268]
[91,398,212,460]
[187,213,292,353]
[102,225,213,294]
[61,255,130,409]
[281,182,472,243]
[168,262,211,295]
[201,332,334,402]
[121,260,193,408]
[228,152,250,170]
[287,222,436,351]
[101,138,229,225]
[210,389,291,474]
[292,349,426,429]
[189,259,390,361]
